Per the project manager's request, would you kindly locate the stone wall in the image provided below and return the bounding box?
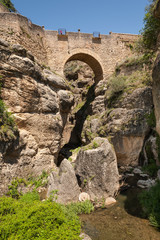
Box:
[0,13,47,65]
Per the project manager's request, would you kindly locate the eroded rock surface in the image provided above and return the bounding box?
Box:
[82,85,153,166]
[0,39,74,194]
[153,53,160,135]
[47,159,80,203]
[75,137,119,201]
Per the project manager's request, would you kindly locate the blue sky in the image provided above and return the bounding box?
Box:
[12,0,149,35]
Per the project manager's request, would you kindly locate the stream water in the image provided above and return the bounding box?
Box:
[80,186,160,240]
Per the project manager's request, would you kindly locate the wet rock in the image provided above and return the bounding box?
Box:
[137,179,156,188]
[75,137,119,201]
[47,159,80,203]
[133,168,142,174]
[140,173,149,178]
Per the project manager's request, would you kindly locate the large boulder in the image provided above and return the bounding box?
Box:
[47,159,80,203]
[75,137,119,201]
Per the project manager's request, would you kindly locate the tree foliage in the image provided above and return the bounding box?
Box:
[0,0,16,12]
[140,0,160,51]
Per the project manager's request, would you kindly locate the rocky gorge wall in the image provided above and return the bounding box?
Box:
[0,6,159,204]
[0,39,74,195]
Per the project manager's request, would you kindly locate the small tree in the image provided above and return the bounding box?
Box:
[0,0,17,12]
[141,0,160,51]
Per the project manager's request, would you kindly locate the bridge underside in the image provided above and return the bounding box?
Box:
[66,53,103,82]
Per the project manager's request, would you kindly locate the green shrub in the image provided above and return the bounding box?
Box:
[139,180,160,228]
[0,196,81,240]
[65,200,94,215]
[0,99,17,140]
[108,75,127,97]
[7,172,49,199]
[142,159,159,177]
[19,191,40,203]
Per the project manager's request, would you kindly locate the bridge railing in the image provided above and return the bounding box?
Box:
[93,32,100,38]
[58,28,67,35]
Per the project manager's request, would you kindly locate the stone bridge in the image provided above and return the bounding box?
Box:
[45,31,139,81]
[0,4,139,81]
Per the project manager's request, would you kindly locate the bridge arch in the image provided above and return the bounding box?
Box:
[63,49,104,82]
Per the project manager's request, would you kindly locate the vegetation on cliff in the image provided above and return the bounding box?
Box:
[139,0,160,51]
[0,76,17,141]
[140,181,160,229]
[0,0,16,12]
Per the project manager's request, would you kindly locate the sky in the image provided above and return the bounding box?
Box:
[11,0,149,35]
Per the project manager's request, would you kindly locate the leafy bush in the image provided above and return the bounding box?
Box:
[0,195,82,240]
[65,200,94,215]
[142,159,159,177]
[139,180,160,228]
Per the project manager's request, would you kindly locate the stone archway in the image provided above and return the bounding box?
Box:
[63,49,104,82]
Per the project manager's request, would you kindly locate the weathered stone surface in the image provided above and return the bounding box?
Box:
[43,69,67,89]
[12,44,27,57]
[0,38,9,47]
[83,85,153,166]
[118,87,153,110]
[75,137,119,201]
[47,159,80,203]
[79,192,90,201]
[0,41,74,194]
[58,90,74,113]
[153,53,160,135]
[80,233,92,240]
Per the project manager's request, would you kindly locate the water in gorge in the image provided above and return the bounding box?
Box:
[80,187,160,240]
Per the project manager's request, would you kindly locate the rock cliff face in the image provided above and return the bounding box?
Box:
[82,61,153,166]
[153,0,160,136]
[0,39,74,194]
